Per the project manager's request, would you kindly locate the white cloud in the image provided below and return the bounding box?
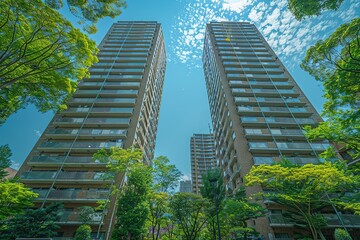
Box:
[34,129,41,137]
[172,0,360,69]
[181,174,191,181]
[222,0,254,13]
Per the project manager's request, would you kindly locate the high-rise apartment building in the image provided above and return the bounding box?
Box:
[190,133,216,194]
[202,21,359,239]
[16,21,166,239]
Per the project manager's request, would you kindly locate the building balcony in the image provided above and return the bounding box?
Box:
[227,73,287,80]
[240,116,316,127]
[323,214,360,228]
[37,141,124,152]
[27,156,107,167]
[232,88,298,98]
[53,117,130,128]
[56,210,103,225]
[61,107,133,117]
[253,156,321,165]
[33,189,110,202]
[234,96,305,107]
[83,74,143,81]
[229,80,292,89]
[21,171,114,184]
[78,81,141,90]
[244,128,306,140]
[67,97,136,107]
[237,106,311,117]
[269,214,295,228]
[248,142,330,154]
[45,128,127,140]
[73,89,138,98]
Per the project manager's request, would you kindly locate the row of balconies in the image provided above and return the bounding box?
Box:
[232,88,297,96]
[234,96,304,107]
[86,74,143,81]
[240,116,316,126]
[61,107,133,117]
[37,141,123,152]
[78,81,141,89]
[28,156,107,167]
[53,117,130,127]
[237,106,312,117]
[21,171,114,183]
[229,80,292,89]
[223,61,279,67]
[244,128,306,140]
[222,55,274,61]
[269,214,360,228]
[253,156,321,165]
[248,141,330,153]
[72,89,139,98]
[228,73,287,80]
[67,98,136,107]
[32,189,110,202]
[45,128,128,140]
[97,56,148,62]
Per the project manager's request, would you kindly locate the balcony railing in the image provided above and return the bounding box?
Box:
[57,210,103,225]
[21,171,114,182]
[268,214,294,227]
[33,189,110,201]
[28,156,107,166]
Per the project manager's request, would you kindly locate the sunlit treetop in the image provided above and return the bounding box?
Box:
[288,0,344,21]
[45,0,127,33]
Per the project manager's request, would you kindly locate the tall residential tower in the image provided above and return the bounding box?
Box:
[190,133,216,194]
[202,21,358,239]
[16,21,166,239]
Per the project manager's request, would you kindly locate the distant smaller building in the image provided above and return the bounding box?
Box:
[190,134,216,194]
[179,180,192,193]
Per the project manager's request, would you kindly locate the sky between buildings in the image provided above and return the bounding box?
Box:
[0,0,359,180]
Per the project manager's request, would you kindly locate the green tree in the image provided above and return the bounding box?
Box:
[74,224,92,240]
[97,147,152,240]
[200,168,225,240]
[302,18,360,158]
[146,191,170,240]
[335,228,353,240]
[112,163,153,239]
[288,0,344,20]
[0,202,62,239]
[0,181,38,221]
[245,160,360,239]
[169,192,210,240]
[45,0,127,33]
[221,188,266,240]
[0,144,12,179]
[152,156,182,193]
[0,0,98,124]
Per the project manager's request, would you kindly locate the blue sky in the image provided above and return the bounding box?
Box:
[0,0,359,180]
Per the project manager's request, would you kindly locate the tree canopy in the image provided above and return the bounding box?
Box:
[301,18,360,158]
[245,160,360,239]
[169,192,210,240]
[45,0,127,33]
[288,0,344,20]
[0,202,62,239]
[152,156,182,193]
[0,0,98,124]
[0,144,12,179]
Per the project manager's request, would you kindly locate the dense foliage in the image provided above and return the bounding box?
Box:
[302,18,360,158]
[0,0,98,124]
[0,144,11,179]
[288,0,344,20]
[45,0,127,33]
[0,203,63,239]
[245,160,360,239]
